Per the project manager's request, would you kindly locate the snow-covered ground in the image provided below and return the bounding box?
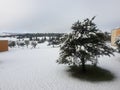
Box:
[0,42,120,90]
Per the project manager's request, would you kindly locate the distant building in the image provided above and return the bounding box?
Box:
[0,40,8,52]
[111,28,120,46]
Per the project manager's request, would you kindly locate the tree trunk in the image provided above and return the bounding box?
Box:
[81,58,86,72]
[93,56,98,67]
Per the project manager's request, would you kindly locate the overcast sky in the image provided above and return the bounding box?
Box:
[0,0,120,33]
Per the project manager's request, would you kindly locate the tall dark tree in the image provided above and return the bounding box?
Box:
[57,17,115,72]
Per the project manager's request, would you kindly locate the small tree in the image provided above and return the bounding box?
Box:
[8,41,16,48]
[31,41,37,48]
[115,37,120,52]
[57,17,115,72]
[25,40,30,48]
[104,32,111,42]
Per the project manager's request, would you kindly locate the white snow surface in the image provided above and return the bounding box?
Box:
[0,43,120,90]
[0,37,17,41]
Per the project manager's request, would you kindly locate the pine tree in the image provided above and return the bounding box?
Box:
[57,17,115,72]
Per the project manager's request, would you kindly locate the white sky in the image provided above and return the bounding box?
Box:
[0,0,120,33]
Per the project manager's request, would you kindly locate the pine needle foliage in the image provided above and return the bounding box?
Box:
[57,17,115,72]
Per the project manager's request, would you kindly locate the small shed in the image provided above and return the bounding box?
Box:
[0,40,8,52]
[111,28,120,46]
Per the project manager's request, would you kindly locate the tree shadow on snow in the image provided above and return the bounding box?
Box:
[67,65,115,82]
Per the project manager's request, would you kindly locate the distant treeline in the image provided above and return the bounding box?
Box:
[0,32,111,42]
[0,33,65,38]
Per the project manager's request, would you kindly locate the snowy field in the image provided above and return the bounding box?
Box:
[0,42,120,90]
